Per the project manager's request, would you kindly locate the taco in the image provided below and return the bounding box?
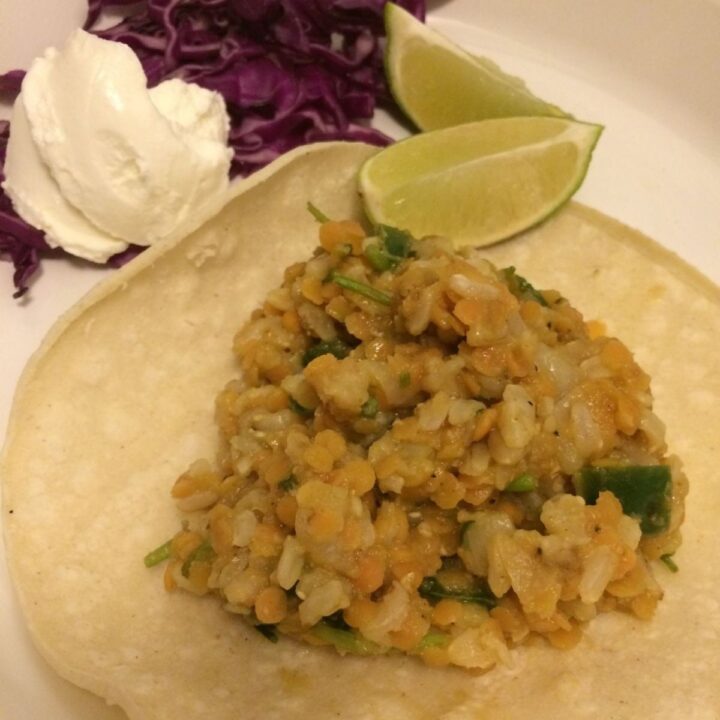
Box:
[2,141,719,718]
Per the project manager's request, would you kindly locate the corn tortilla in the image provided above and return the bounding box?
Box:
[2,141,719,718]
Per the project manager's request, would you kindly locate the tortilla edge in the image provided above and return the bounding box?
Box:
[0,140,377,500]
[2,144,719,717]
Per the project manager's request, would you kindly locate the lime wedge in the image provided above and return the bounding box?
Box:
[359,117,603,248]
[385,3,568,130]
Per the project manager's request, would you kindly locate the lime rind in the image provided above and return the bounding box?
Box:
[359,118,603,248]
[512,122,603,243]
[384,3,569,131]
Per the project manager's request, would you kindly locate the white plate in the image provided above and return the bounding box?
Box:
[1,1,719,718]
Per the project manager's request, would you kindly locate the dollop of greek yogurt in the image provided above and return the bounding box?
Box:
[2,30,233,263]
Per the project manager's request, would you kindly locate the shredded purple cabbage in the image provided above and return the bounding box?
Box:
[90,0,424,176]
[0,69,26,94]
[0,115,51,298]
[0,0,425,298]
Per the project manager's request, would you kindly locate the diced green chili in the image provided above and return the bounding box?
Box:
[302,338,351,366]
[418,576,497,609]
[289,397,314,417]
[575,465,671,535]
[361,396,379,418]
[398,370,411,388]
[143,539,172,568]
[312,622,384,655]
[506,473,537,493]
[329,271,393,306]
[255,624,279,643]
[378,224,413,258]
[364,243,401,272]
[306,201,330,223]
[660,554,679,573]
[279,475,298,493]
[502,266,549,307]
[181,539,216,578]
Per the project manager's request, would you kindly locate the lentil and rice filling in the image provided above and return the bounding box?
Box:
[156,216,686,670]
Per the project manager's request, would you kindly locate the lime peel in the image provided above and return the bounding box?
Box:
[359,117,603,249]
[384,3,569,131]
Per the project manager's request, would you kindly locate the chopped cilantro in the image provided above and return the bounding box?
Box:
[302,338,351,366]
[306,201,330,223]
[418,576,496,609]
[459,521,474,544]
[506,473,537,493]
[181,539,216,578]
[418,630,450,650]
[576,465,671,535]
[378,224,413,258]
[361,396,379,418]
[279,475,298,493]
[364,243,401,272]
[329,271,393,306]
[312,622,383,655]
[143,539,172,568]
[289,397,314,417]
[502,266,549,307]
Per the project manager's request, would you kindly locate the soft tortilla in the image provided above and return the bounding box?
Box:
[2,141,719,719]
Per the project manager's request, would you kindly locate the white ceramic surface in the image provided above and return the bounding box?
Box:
[1,1,719,718]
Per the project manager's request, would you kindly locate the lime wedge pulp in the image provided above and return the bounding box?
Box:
[384,3,569,131]
[359,117,603,248]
